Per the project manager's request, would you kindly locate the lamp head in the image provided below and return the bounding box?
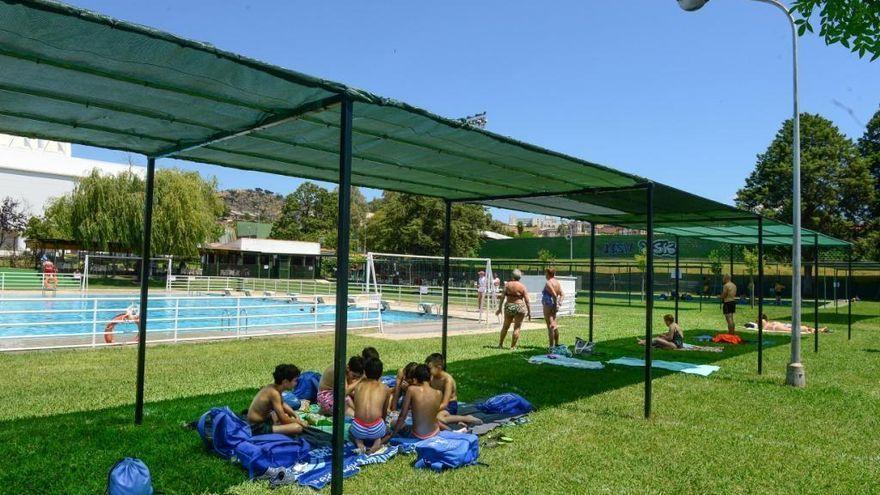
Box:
[677,0,709,11]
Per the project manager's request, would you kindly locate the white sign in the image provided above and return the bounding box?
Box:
[419,285,429,295]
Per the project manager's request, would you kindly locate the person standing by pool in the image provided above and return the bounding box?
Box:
[475,270,487,313]
[496,269,530,350]
[492,273,503,315]
[541,268,564,349]
[720,274,737,334]
[774,281,785,306]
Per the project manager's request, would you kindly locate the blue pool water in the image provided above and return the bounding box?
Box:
[0,294,440,338]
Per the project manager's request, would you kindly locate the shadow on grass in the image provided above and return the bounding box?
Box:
[0,332,780,494]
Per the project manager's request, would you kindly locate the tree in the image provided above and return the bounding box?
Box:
[0,197,29,252]
[736,113,875,242]
[741,247,766,307]
[270,183,368,251]
[537,248,555,265]
[707,248,725,295]
[28,168,224,257]
[791,1,880,61]
[365,192,493,257]
[856,106,880,260]
[516,221,524,236]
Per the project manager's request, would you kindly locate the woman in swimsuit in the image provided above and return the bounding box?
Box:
[541,268,564,349]
[496,269,530,350]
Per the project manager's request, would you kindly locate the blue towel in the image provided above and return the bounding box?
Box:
[528,355,605,370]
[607,357,719,376]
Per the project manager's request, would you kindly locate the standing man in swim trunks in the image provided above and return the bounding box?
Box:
[496,269,531,350]
[541,268,564,349]
[720,274,737,334]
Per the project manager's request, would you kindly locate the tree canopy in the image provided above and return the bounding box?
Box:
[856,106,880,260]
[736,113,875,248]
[792,0,880,60]
[269,183,367,250]
[25,168,224,257]
[0,197,29,250]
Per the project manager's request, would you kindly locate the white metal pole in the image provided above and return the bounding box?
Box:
[173,298,180,343]
[91,298,98,348]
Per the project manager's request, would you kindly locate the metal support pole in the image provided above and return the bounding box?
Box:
[813,235,819,353]
[699,265,703,311]
[847,248,852,340]
[674,236,680,323]
[441,200,452,361]
[589,223,596,342]
[330,95,353,495]
[134,156,156,425]
[644,183,654,419]
[627,265,632,306]
[757,216,764,374]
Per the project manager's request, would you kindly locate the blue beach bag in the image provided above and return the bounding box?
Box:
[106,458,153,495]
[413,431,479,471]
[233,433,311,478]
[476,393,533,416]
[292,371,321,402]
[197,406,252,458]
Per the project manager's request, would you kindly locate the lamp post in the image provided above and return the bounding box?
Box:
[676,0,805,387]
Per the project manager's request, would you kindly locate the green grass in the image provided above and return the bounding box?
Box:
[0,297,877,494]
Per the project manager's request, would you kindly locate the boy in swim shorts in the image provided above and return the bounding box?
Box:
[386,364,443,441]
[246,364,308,436]
[426,353,482,427]
[350,357,391,454]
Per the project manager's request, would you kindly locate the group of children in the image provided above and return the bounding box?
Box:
[247,347,481,455]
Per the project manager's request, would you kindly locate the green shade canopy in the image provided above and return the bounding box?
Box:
[657,221,850,247]
[0,0,848,247]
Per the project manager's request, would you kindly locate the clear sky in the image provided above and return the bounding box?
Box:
[70,0,880,222]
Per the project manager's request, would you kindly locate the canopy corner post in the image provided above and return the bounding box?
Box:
[814,234,819,353]
[589,222,596,343]
[330,94,353,495]
[644,182,654,419]
[757,216,764,375]
[134,156,156,425]
[441,200,452,362]
[846,246,852,340]
[674,235,680,324]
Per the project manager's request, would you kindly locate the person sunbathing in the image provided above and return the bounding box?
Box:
[426,353,482,426]
[386,364,443,441]
[246,364,308,436]
[389,362,419,412]
[638,314,684,350]
[317,356,364,416]
[350,358,391,454]
[760,314,827,334]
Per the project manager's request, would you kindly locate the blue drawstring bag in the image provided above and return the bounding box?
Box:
[106,458,153,495]
[233,433,311,478]
[197,406,252,458]
[413,431,479,471]
[380,374,397,389]
[291,371,321,402]
[476,393,533,416]
[281,391,301,411]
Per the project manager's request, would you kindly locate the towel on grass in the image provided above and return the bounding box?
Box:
[528,354,605,370]
[607,357,720,377]
[267,444,398,489]
[680,343,723,353]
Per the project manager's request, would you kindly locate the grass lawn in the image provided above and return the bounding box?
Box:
[0,296,877,494]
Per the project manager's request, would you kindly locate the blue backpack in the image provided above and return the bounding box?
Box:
[476,393,533,416]
[292,371,321,402]
[233,433,311,478]
[197,406,252,458]
[413,431,479,471]
[379,374,397,389]
[106,458,153,495]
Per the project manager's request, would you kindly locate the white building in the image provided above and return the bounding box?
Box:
[0,134,144,251]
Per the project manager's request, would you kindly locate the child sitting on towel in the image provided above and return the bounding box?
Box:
[246,364,309,436]
[317,356,364,416]
[638,314,684,350]
[350,357,391,454]
[389,362,419,412]
[426,353,482,427]
[361,346,380,362]
[386,364,444,441]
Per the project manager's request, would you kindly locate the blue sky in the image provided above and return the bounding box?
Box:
[71,0,880,222]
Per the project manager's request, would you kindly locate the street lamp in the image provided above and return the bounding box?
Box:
[677,0,805,387]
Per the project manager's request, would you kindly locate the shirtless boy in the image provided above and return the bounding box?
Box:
[350,358,391,454]
[386,364,443,440]
[389,362,419,412]
[426,353,481,426]
[720,274,737,334]
[246,364,308,436]
[317,356,364,416]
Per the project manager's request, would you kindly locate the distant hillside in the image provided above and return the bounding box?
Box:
[219,188,284,223]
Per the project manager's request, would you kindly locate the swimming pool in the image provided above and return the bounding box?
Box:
[0,293,443,350]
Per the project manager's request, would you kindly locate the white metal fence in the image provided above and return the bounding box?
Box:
[0,293,382,352]
[0,272,83,292]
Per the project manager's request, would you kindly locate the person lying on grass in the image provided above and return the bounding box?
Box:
[426,353,482,427]
[317,356,364,416]
[246,364,309,436]
[760,313,827,334]
[385,364,444,441]
[350,357,391,454]
[389,362,419,412]
[638,314,684,350]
